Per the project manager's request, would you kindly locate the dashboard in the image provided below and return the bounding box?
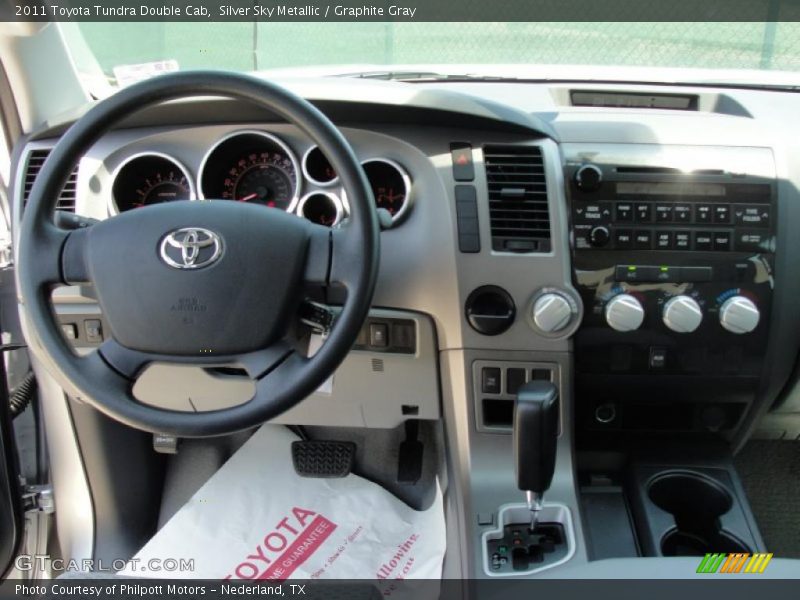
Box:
[13,74,800,579]
[12,76,800,447]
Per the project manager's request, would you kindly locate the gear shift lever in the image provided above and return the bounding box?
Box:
[513,381,559,530]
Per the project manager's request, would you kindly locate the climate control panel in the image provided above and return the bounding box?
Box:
[599,290,760,335]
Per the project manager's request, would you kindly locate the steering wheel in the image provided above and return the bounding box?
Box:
[16,72,379,437]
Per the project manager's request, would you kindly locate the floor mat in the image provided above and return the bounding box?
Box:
[122,425,446,584]
[735,440,800,558]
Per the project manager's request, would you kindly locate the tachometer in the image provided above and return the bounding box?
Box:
[111,153,194,213]
[199,131,300,212]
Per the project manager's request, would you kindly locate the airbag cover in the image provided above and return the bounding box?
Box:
[83,201,309,355]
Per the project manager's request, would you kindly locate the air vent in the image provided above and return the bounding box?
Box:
[23,149,78,212]
[484,145,550,253]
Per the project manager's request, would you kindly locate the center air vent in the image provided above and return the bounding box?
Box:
[484,145,550,253]
[23,149,78,212]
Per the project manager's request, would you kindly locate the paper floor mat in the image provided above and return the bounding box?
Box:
[122,425,446,582]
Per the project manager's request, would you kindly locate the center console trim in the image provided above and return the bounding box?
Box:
[481,502,577,577]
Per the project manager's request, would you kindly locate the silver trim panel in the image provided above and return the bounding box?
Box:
[481,503,577,577]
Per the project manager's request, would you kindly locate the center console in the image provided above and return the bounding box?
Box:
[562,144,776,561]
[565,145,777,439]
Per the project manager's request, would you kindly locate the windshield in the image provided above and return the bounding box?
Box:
[75,22,800,86]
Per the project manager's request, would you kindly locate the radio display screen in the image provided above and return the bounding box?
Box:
[616,182,726,196]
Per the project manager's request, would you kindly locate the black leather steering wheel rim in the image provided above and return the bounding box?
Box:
[17,71,380,437]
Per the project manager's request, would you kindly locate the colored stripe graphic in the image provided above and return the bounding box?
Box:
[699,552,773,574]
[720,553,749,573]
[697,553,726,573]
[744,553,773,574]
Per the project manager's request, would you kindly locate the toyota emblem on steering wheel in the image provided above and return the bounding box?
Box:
[159,227,223,270]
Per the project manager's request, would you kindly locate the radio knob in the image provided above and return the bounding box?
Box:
[533,292,576,334]
[719,296,760,334]
[588,226,610,247]
[663,295,703,333]
[605,294,645,332]
[575,164,603,192]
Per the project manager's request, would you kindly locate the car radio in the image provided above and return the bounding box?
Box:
[571,165,773,255]
[564,148,777,437]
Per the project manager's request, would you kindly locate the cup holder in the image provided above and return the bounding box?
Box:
[647,471,750,556]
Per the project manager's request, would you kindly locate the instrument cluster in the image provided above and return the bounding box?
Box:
[109,130,413,228]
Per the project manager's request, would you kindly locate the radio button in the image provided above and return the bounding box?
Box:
[713,204,732,224]
[713,231,732,251]
[674,204,692,223]
[615,203,634,221]
[589,226,611,247]
[655,204,674,222]
[577,202,610,223]
[634,230,653,249]
[695,205,713,223]
[694,231,713,251]
[635,203,653,222]
[735,230,771,252]
[674,231,692,250]
[575,164,603,192]
[735,205,771,228]
[614,229,633,248]
[655,231,674,250]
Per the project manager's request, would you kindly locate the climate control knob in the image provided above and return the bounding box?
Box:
[719,296,760,334]
[532,292,576,333]
[662,295,703,333]
[605,294,645,332]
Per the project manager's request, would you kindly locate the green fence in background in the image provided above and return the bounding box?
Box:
[78,22,800,76]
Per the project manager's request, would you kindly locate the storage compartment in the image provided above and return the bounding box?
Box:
[647,472,750,556]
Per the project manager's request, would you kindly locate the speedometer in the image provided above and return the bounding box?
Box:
[222,152,296,209]
[199,131,301,212]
